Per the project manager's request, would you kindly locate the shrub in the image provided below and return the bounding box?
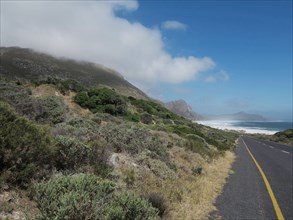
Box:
[52,117,101,143]
[54,135,92,170]
[92,112,121,123]
[122,168,136,187]
[59,79,85,94]
[54,135,112,177]
[191,166,203,176]
[0,101,54,187]
[32,174,115,219]
[105,191,159,220]
[124,112,140,122]
[143,158,177,179]
[74,87,127,116]
[0,81,41,120]
[140,113,153,124]
[74,91,89,107]
[68,117,99,133]
[98,124,169,162]
[145,192,167,217]
[184,139,211,157]
[35,96,67,124]
[32,174,158,220]
[32,77,85,94]
[0,80,68,124]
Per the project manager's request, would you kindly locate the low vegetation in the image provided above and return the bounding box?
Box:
[32,174,158,220]
[0,101,54,187]
[0,76,239,219]
[251,129,293,146]
[74,87,127,115]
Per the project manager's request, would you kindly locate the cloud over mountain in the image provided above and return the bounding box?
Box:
[1,1,215,88]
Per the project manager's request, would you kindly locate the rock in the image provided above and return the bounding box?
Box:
[165,99,204,120]
[109,153,119,167]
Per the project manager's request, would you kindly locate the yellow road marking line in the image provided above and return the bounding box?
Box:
[242,138,284,220]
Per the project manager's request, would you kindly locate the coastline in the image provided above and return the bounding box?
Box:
[195,120,279,135]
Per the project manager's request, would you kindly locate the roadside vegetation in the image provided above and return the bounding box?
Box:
[0,76,239,219]
[250,129,293,146]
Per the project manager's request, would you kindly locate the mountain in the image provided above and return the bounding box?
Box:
[0,47,148,100]
[165,99,204,120]
[206,111,266,121]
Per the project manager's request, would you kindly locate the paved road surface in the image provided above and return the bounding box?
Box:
[210,136,292,219]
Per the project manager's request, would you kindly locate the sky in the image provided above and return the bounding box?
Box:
[1,0,292,121]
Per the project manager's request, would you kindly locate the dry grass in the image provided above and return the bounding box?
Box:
[169,150,235,220]
[31,84,59,97]
[0,190,39,220]
[31,85,90,117]
[62,91,90,117]
[134,148,236,220]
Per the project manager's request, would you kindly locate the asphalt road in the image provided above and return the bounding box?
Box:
[210,136,292,220]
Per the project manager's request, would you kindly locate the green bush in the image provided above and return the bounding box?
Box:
[36,96,67,124]
[0,80,68,124]
[184,139,212,157]
[32,77,85,95]
[52,117,101,142]
[98,124,168,161]
[140,157,176,179]
[0,101,54,187]
[74,91,89,107]
[105,191,158,220]
[74,87,127,116]
[0,80,40,120]
[54,135,112,177]
[54,136,92,170]
[59,79,85,94]
[124,112,140,122]
[140,113,153,124]
[32,174,158,220]
[32,174,115,219]
[275,129,293,139]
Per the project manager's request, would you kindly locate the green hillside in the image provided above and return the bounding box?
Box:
[0,48,239,219]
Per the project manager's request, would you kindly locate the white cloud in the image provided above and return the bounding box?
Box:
[161,20,187,31]
[205,70,229,83]
[219,70,230,81]
[205,76,217,83]
[1,1,214,88]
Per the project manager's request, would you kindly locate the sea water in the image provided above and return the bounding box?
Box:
[196,121,293,135]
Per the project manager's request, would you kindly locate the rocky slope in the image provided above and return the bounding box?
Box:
[165,99,204,120]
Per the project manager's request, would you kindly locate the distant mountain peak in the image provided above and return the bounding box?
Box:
[165,99,203,120]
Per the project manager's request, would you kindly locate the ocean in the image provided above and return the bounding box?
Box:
[196,121,293,135]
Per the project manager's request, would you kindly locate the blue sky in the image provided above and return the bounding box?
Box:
[129,1,293,120]
[1,0,292,120]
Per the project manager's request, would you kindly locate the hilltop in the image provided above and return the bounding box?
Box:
[165,99,204,120]
[0,47,239,219]
[0,47,148,100]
